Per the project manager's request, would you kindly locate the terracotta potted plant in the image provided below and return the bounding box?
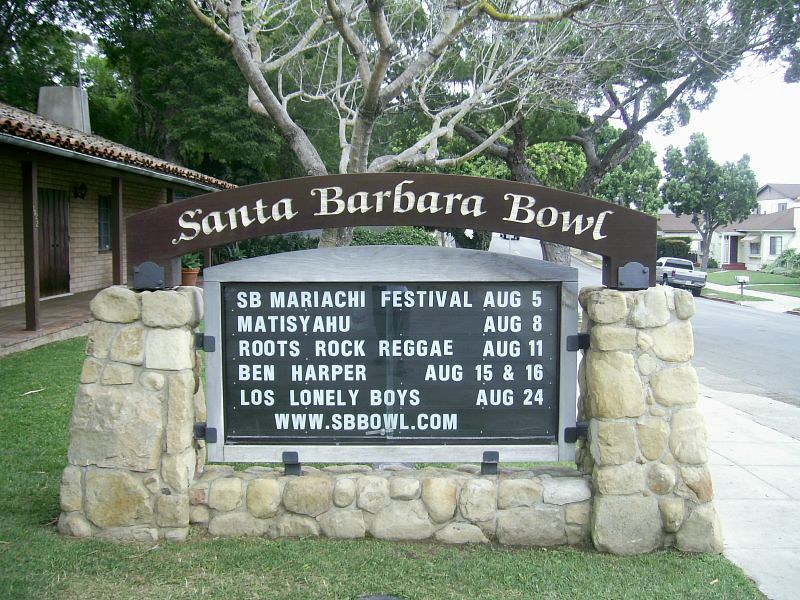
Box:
[181,252,202,286]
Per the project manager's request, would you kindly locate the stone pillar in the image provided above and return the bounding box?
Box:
[578,286,722,555]
[58,286,205,542]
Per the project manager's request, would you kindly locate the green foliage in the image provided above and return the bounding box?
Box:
[702,288,768,302]
[351,226,439,247]
[764,249,800,277]
[707,257,719,269]
[662,134,758,225]
[213,234,319,264]
[83,53,138,145]
[180,252,202,269]
[746,284,800,298]
[0,337,768,599]
[527,142,587,190]
[0,19,78,110]
[596,141,663,214]
[707,269,800,285]
[452,155,511,180]
[657,238,692,260]
[661,133,758,268]
[80,0,297,185]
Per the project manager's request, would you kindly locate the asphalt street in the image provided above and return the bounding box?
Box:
[692,299,800,409]
[489,234,800,413]
[489,234,800,599]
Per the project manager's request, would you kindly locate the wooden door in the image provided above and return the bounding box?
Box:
[38,189,70,296]
[729,236,739,263]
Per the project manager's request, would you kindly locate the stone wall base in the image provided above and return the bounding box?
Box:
[187,465,592,545]
[58,285,722,553]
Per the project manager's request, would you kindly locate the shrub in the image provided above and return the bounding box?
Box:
[657,237,691,259]
[706,257,719,269]
[213,233,319,263]
[351,226,438,247]
[764,249,800,276]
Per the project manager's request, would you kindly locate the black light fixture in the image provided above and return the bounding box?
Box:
[73,182,88,199]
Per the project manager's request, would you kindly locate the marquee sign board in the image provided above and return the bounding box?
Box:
[127,173,657,288]
[203,246,578,463]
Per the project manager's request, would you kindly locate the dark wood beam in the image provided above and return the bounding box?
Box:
[111,177,123,285]
[22,161,40,331]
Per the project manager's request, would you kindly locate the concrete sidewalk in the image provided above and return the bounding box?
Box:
[704,282,800,314]
[699,385,800,600]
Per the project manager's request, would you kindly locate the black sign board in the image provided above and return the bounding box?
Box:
[221,281,561,445]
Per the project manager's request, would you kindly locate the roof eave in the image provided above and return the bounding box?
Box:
[0,132,222,192]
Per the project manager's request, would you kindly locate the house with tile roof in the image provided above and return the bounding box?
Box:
[0,87,234,330]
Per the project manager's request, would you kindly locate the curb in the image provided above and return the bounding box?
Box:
[570,252,602,270]
[700,295,745,307]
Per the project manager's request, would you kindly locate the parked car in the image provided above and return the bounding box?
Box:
[655,257,707,296]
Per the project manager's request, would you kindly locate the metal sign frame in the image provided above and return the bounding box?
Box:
[203,246,578,463]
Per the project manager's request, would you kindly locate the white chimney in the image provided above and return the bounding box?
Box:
[37,86,91,133]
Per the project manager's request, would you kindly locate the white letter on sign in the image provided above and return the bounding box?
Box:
[313,186,345,216]
[502,193,536,224]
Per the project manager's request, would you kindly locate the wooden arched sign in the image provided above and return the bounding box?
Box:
[127,173,656,288]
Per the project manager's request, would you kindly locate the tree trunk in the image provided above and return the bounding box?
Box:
[318,112,379,248]
[541,242,572,265]
[319,227,354,248]
[448,229,492,250]
[700,230,713,271]
[505,131,572,267]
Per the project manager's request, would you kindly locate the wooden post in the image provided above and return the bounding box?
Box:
[111,177,123,285]
[22,161,40,331]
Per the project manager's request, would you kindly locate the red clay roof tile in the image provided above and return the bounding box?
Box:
[0,101,236,190]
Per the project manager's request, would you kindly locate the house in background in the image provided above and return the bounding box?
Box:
[719,208,799,271]
[0,87,234,331]
[656,213,705,259]
[756,184,800,214]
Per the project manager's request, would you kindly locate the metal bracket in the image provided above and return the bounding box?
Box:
[194,333,215,352]
[618,262,650,290]
[283,451,302,476]
[193,422,217,443]
[132,261,165,291]
[566,333,590,351]
[563,422,589,443]
[481,451,499,475]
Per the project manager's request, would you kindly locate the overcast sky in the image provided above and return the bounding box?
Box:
[644,59,800,187]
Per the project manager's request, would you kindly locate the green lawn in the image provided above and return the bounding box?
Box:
[707,271,800,286]
[702,288,768,302]
[746,284,800,298]
[0,338,765,599]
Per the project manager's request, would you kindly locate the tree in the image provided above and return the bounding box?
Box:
[80,0,297,184]
[0,1,78,110]
[594,138,662,215]
[455,0,799,263]
[186,0,665,247]
[662,133,758,270]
